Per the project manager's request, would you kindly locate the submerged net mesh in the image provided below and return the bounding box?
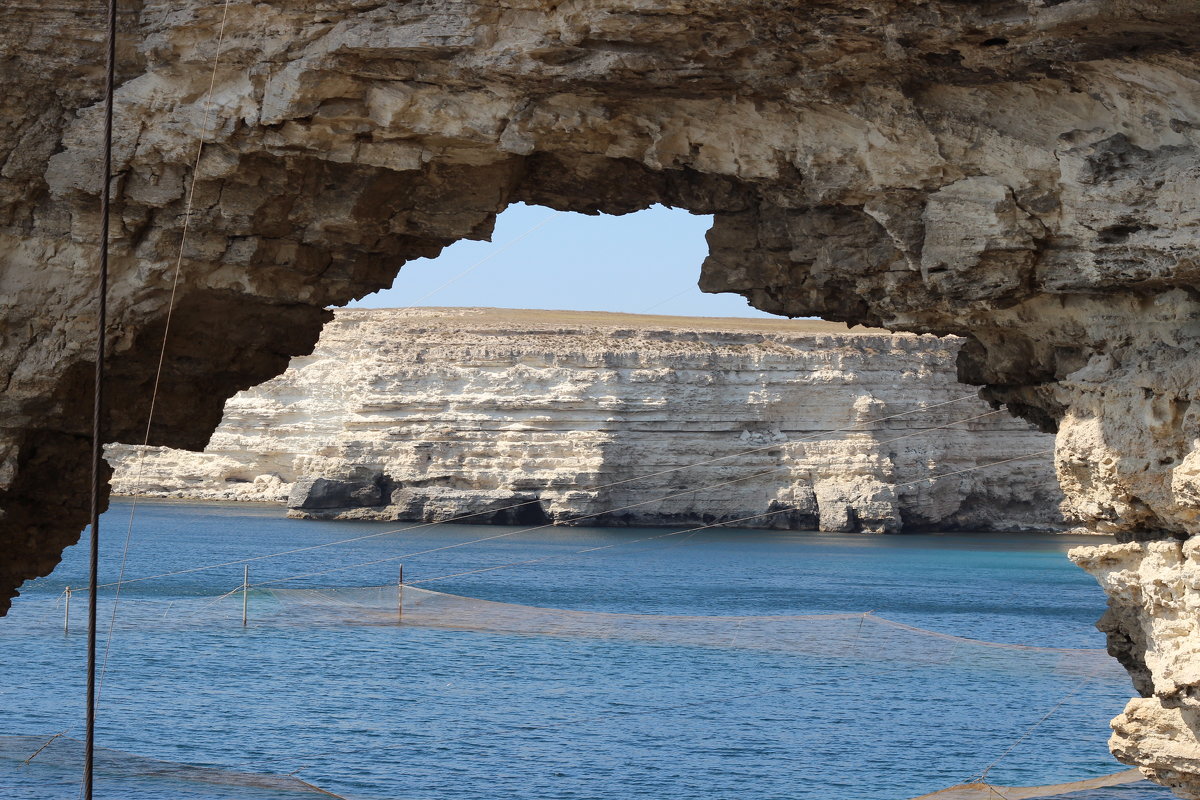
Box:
[0,733,1146,800]
[12,589,1149,800]
[911,769,1147,799]
[255,585,1123,678]
[0,735,347,799]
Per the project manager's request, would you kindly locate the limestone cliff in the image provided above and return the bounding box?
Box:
[106,308,1062,533]
[5,1,1200,793]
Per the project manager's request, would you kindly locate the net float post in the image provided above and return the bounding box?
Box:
[397,564,404,622]
[64,586,71,635]
[242,565,249,627]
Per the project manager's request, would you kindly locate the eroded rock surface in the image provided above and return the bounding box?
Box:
[106,308,1062,532]
[3,0,1200,792]
[1074,540,1200,799]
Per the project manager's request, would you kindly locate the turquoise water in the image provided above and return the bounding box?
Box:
[0,501,1171,800]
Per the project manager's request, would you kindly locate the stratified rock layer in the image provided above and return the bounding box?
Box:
[1073,539,1200,800]
[3,1,1200,793]
[106,308,1062,532]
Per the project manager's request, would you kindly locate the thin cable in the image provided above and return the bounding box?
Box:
[84,0,117,795]
[93,393,990,589]
[637,286,693,314]
[91,0,236,754]
[972,671,1100,785]
[26,731,69,766]
[181,584,244,621]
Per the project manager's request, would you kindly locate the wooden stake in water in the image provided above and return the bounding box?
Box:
[64,586,71,635]
[242,565,249,627]
[397,564,404,623]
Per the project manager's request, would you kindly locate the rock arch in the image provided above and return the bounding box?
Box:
[4,0,1200,793]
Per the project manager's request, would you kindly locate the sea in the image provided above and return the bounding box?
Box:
[0,500,1174,800]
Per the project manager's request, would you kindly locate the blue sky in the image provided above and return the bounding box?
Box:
[351,203,774,318]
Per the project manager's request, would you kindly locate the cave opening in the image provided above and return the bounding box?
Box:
[510,498,551,527]
[5,95,1142,800]
[350,202,773,320]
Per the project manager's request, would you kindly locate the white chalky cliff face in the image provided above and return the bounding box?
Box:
[107,308,1062,533]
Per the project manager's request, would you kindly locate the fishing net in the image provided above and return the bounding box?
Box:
[11,589,1150,800]
[0,733,1148,800]
[0,735,347,799]
[253,585,1123,678]
[910,769,1148,799]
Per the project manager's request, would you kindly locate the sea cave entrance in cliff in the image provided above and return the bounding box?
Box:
[53,181,1086,799]
[26,186,1107,799]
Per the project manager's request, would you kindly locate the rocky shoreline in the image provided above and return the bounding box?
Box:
[108,308,1063,534]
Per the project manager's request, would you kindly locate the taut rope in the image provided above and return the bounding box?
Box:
[85,0,117,795]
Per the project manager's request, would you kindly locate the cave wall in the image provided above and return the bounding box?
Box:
[3,0,1200,792]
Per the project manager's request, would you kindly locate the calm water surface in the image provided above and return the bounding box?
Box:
[0,501,1171,799]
